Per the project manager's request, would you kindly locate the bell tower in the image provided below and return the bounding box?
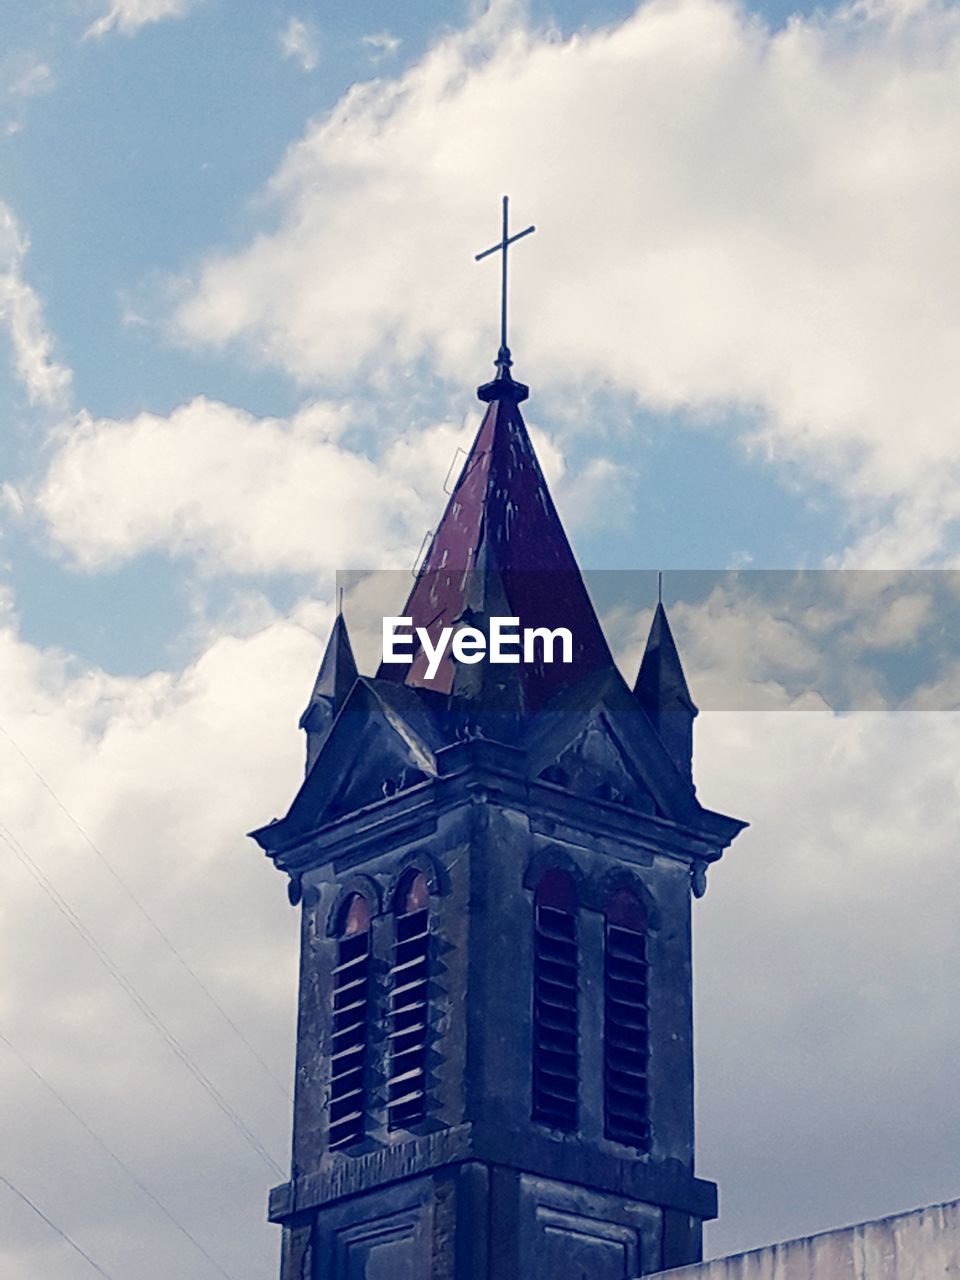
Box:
[251,360,745,1279]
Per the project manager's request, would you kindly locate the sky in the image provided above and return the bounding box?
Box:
[1,0,959,1277]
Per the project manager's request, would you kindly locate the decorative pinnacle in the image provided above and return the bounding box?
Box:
[475,196,535,403]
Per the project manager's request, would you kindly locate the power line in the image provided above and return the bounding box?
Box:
[0,823,286,1179]
[0,1028,238,1280]
[0,1170,117,1280]
[0,822,285,1177]
[0,720,291,1104]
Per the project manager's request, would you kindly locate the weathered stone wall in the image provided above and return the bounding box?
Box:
[655,1198,960,1280]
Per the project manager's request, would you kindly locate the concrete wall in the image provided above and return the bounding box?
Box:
[656,1198,960,1280]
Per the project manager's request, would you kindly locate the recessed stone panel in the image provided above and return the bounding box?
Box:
[536,1205,638,1279]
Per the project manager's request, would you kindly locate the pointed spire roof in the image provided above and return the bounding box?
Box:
[300,612,358,731]
[634,602,697,715]
[378,376,614,708]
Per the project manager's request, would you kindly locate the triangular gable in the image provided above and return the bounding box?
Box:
[252,679,442,850]
[540,715,657,815]
[526,667,708,828]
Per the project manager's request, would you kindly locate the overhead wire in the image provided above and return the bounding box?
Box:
[0,1028,239,1280]
[0,822,286,1179]
[0,1171,117,1280]
[0,720,292,1104]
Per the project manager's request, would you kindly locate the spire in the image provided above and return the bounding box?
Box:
[378,392,614,709]
[634,601,697,783]
[300,611,358,774]
[378,198,611,710]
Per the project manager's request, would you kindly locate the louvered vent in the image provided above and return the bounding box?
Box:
[328,895,371,1152]
[387,872,430,1130]
[604,908,650,1149]
[532,870,578,1130]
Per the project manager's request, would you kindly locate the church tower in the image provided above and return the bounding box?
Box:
[251,352,745,1278]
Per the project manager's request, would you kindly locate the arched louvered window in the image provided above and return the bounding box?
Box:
[329,892,372,1151]
[532,868,579,1130]
[387,870,430,1130]
[604,888,650,1149]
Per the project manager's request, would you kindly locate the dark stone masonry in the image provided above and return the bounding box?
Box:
[251,363,746,1279]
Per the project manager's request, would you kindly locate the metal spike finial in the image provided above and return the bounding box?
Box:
[475,196,535,402]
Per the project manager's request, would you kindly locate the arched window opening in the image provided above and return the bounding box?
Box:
[532,868,578,1130]
[387,871,430,1130]
[603,888,650,1149]
[329,892,372,1151]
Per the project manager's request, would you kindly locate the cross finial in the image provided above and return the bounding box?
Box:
[475,196,535,402]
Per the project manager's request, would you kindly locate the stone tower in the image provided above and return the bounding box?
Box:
[251,360,745,1280]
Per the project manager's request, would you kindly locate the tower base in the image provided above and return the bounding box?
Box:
[273,1158,711,1280]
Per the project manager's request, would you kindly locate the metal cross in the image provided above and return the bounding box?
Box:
[475,196,535,363]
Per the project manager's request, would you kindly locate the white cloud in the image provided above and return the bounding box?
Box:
[2,53,55,100]
[32,396,442,576]
[175,0,960,567]
[7,2,958,1269]
[84,0,197,40]
[279,17,319,73]
[0,603,319,1278]
[0,585,956,1273]
[361,30,401,60]
[29,388,605,582]
[602,569,958,712]
[695,708,960,1254]
[0,203,72,408]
